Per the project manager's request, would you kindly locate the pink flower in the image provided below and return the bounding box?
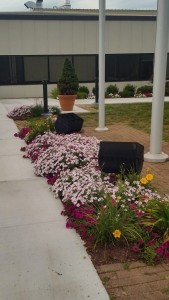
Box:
[132,245,139,252]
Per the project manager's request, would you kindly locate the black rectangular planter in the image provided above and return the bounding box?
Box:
[98,141,144,175]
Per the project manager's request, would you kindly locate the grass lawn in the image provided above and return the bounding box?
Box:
[77,102,169,142]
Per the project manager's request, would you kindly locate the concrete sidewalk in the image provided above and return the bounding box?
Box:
[0,100,109,299]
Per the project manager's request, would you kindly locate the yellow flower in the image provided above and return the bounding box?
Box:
[112,229,122,238]
[140,177,148,185]
[146,173,154,181]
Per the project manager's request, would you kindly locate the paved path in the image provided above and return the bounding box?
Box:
[0,99,109,300]
[97,261,169,300]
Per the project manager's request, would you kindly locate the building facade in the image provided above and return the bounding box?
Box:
[0,9,169,98]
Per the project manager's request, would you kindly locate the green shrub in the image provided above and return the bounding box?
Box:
[106,84,119,95]
[78,86,89,95]
[77,92,88,99]
[137,85,153,94]
[119,90,134,98]
[57,58,79,95]
[124,84,136,94]
[119,84,136,98]
[30,104,43,117]
[50,87,59,99]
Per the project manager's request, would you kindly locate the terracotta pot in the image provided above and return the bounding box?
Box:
[58,95,76,111]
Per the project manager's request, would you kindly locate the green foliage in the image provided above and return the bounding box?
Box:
[78,85,89,95]
[141,242,160,265]
[49,106,61,115]
[119,84,136,98]
[50,87,59,99]
[30,104,43,117]
[140,199,169,241]
[25,117,55,143]
[137,85,153,94]
[106,84,119,95]
[57,58,79,95]
[77,86,90,98]
[119,90,134,98]
[91,194,144,246]
[77,92,88,99]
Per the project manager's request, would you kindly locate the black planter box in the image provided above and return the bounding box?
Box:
[98,141,144,175]
[55,113,84,134]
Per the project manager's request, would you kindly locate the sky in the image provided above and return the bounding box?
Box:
[0,0,157,12]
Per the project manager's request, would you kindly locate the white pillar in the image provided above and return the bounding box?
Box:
[95,0,108,132]
[144,0,169,162]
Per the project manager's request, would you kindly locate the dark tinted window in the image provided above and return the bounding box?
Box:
[49,56,72,82]
[73,55,96,82]
[139,54,154,81]
[24,56,48,82]
[117,54,139,81]
[0,56,10,83]
[106,55,117,81]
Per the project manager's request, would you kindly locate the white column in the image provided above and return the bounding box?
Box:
[144,0,169,162]
[95,0,108,132]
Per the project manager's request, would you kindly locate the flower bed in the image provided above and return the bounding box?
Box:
[10,106,169,265]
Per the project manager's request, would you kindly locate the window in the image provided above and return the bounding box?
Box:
[106,55,117,81]
[73,55,96,82]
[139,54,154,81]
[117,54,139,81]
[0,53,165,85]
[0,56,10,83]
[24,56,48,82]
[49,56,72,82]
[106,53,154,82]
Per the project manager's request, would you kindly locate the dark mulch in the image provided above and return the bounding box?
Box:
[82,237,141,267]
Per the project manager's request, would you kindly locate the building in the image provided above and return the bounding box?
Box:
[0,8,169,98]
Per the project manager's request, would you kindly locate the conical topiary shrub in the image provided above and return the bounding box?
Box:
[57,58,79,111]
[58,58,79,95]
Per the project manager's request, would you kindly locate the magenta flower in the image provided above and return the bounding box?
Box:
[132,245,139,252]
[146,239,156,247]
[137,239,144,245]
[155,247,164,256]
[130,203,137,210]
[165,251,169,259]
[162,241,169,249]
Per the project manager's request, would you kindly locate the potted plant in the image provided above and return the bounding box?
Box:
[57,58,79,111]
